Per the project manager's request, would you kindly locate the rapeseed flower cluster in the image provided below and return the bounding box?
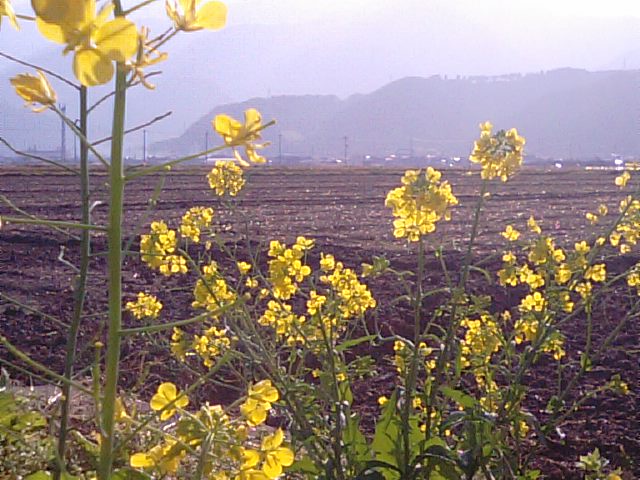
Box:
[32,0,138,86]
[469,121,525,182]
[130,439,184,475]
[192,261,237,315]
[610,196,640,254]
[140,220,188,275]
[385,167,458,241]
[125,292,163,320]
[319,261,376,319]
[180,206,214,243]
[460,314,501,369]
[240,380,279,426]
[208,160,246,196]
[131,380,294,479]
[259,300,305,344]
[240,429,295,480]
[615,171,631,188]
[266,237,313,300]
[193,326,231,367]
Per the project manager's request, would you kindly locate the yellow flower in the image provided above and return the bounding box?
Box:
[214,109,268,166]
[615,171,630,188]
[585,263,606,283]
[240,379,279,426]
[260,429,295,479]
[180,206,214,243]
[140,220,188,275]
[501,225,520,241]
[33,0,138,86]
[469,122,525,181]
[527,216,541,234]
[166,0,227,32]
[130,440,184,474]
[125,292,163,319]
[555,263,572,284]
[241,429,294,480]
[320,253,336,272]
[520,291,545,312]
[126,26,168,90]
[585,212,599,225]
[150,382,189,421]
[598,204,608,216]
[0,0,19,30]
[377,396,389,406]
[193,326,231,368]
[207,159,246,196]
[385,167,458,241]
[10,71,57,112]
[574,240,590,255]
[237,261,252,274]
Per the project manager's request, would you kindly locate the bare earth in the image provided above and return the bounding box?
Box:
[1,166,638,478]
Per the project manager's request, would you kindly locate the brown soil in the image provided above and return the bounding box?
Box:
[1,166,638,478]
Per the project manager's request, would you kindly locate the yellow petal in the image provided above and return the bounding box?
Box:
[95,17,138,62]
[261,428,284,450]
[36,17,67,43]
[178,0,195,13]
[195,1,227,30]
[244,108,262,129]
[157,382,177,400]
[214,114,241,139]
[175,392,189,409]
[130,452,154,468]
[242,449,261,468]
[73,48,114,86]
[254,380,279,403]
[0,0,19,30]
[275,447,294,467]
[262,454,283,479]
[32,0,93,27]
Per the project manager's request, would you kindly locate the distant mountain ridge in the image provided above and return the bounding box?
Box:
[154,68,640,160]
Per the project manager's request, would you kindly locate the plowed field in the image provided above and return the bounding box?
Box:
[1,166,638,478]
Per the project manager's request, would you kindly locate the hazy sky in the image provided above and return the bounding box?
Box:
[8,0,640,26]
[2,0,640,153]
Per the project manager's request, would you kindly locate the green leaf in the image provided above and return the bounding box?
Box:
[289,456,321,475]
[25,472,51,480]
[357,460,403,479]
[440,387,476,409]
[112,469,153,480]
[371,390,401,478]
[343,413,370,464]
[336,335,377,352]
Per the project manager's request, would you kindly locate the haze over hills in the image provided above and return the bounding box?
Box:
[155,68,640,160]
[1,1,639,159]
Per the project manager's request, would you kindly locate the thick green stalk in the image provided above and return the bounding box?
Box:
[98,66,127,479]
[401,237,425,472]
[55,86,91,479]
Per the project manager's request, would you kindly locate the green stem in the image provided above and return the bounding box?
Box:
[1,215,106,231]
[402,237,425,472]
[98,64,127,479]
[53,105,109,168]
[119,310,224,335]
[0,336,92,395]
[123,120,276,181]
[0,292,68,329]
[55,86,91,479]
